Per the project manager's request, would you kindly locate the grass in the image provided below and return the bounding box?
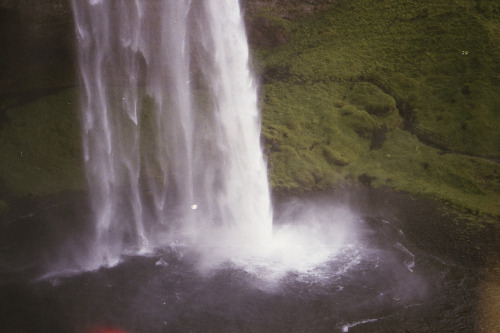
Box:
[359,129,500,215]
[262,81,400,189]
[0,88,84,202]
[258,0,500,155]
[256,0,500,216]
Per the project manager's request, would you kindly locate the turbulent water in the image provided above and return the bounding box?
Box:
[72,0,272,268]
[0,192,489,332]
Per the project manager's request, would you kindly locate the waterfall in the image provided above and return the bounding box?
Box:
[72,0,272,268]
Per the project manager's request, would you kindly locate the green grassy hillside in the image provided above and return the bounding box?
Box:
[255,0,500,215]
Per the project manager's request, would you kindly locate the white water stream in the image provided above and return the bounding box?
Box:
[72,0,272,268]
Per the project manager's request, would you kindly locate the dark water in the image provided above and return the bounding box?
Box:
[0,189,497,333]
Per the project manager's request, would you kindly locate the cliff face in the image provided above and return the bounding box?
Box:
[0,0,338,63]
[0,0,71,23]
[242,0,337,17]
[0,0,335,18]
[0,0,75,97]
[242,0,338,46]
[0,0,339,98]
[0,0,73,50]
[0,0,322,92]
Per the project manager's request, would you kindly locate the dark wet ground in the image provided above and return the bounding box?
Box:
[0,188,498,333]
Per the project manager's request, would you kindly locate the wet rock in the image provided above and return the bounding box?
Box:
[247,16,289,47]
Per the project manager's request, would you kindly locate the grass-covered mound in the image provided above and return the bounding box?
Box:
[255,0,500,216]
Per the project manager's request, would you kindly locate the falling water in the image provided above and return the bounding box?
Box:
[72,0,272,268]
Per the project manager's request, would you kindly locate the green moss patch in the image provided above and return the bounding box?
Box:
[354,129,500,215]
[262,81,399,192]
[0,88,84,199]
[256,0,500,157]
[255,0,500,216]
[348,82,397,117]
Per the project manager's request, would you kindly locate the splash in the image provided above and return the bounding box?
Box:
[191,199,360,282]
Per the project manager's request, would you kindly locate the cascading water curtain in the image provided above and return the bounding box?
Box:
[72,0,272,268]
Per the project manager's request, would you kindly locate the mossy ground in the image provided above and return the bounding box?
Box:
[255,0,500,216]
[0,89,84,203]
